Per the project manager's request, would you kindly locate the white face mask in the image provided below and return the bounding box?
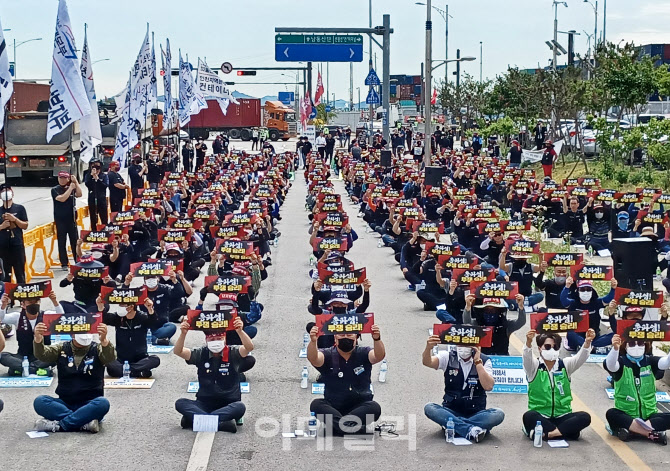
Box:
[0,190,13,202]
[117,309,127,317]
[74,334,93,346]
[516,189,524,195]
[554,276,567,284]
[579,291,592,302]
[595,212,604,219]
[145,278,159,289]
[419,243,426,249]
[207,340,225,353]
[627,345,646,358]
[457,347,473,360]
[541,348,560,362]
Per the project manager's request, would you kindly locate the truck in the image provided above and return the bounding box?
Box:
[1,81,86,183]
[186,98,297,141]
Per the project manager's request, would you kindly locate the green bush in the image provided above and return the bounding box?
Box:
[628,171,644,185]
[614,167,630,185]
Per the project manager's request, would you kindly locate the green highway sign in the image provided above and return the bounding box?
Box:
[275,34,364,45]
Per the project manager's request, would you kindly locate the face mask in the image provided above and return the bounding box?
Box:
[0,190,13,202]
[419,243,426,249]
[541,348,560,362]
[554,276,567,285]
[457,347,473,360]
[579,291,592,302]
[516,190,524,195]
[25,304,40,316]
[337,338,355,352]
[595,212,604,219]
[117,309,128,317]
[627,345,646,358]
[74,334,93,346]
[145,278,159,289]
[618,221,628,231]
[483,313,500,325]
[207,340,225,353]
[331,306,347,314]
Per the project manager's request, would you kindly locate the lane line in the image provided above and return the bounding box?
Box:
[508,334,652,471]
[185,431,216,471]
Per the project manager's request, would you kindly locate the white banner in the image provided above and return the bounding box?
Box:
[520,139,564,164]
[190,57,208,116]
[129,26,157,125]
[0,19,13,132]
[79,28,102,163]
[47,0,91,142]
[112,77,133,168]
[195,59,238,116]
[161,38,173,127]
[178,50,195,127]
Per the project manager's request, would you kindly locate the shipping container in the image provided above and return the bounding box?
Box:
[664,44,670,60]
[414,85,422,96]
[651,44,664,58]
[399,85,412,100]
[9,81,50,112]
[390,84,397,94]
[412,75,422,85]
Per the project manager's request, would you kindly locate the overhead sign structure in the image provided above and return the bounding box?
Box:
[366,87,380,105]
[275,34,364,62]
[278,91,295,106]
[220,62,233,74]
[364,68,380,86]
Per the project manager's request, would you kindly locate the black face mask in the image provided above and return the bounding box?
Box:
[25,304,40,316]
[331,306,347,314]
[337,338,355,352]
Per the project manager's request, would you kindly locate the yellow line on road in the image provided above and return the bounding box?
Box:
[508,335,652,471]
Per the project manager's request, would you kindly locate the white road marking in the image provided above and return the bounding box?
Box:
[185,431,216,471]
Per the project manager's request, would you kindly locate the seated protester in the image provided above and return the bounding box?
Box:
[400,231,423,290]
[414,237,449,311]
[307,285,371,349]
[604,325,670,444]
[612,211,633,239]
[561,196,587,242]
[479,231,504,268]
[561,277,617,351]
[422,335,504,443]
[507,187,529,219]
[498,248,544,309]
[452,211,479,251]
[122,273,178,345]
[157,241,206,283]
[534,262,570,310]
[174,317,253,432]
[108,235,134,281]
[422,190,443,221]
[60,251,116,311]
[0,292,61,376]
[308,323,385,435]
[32,321,115,433]
[585,201,612,253]
[522,329,595,441]
[463,294,526,356]
[97,296,160,378]
[435,273,466,324]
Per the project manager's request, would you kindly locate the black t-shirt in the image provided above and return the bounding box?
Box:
[51,185,76,220]
[317,346,373,408]
[128,164,144,189]
[188,346,243,404]
[509,146,522,164]
[0,203,28,247]
[108,171,126,201]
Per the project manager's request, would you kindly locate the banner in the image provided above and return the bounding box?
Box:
[186,307,238,332]
[161,38,173,127]
[433,323,493,347]
[178,50,196,127]
[543,252,583,268]
[0,19,13,132]
[42,312,102,335]
[572,264,613,281]
[530,310,589,333]
[195,59,237,115]
[70,265,108,280]
[79,27,102,163]
[112,77,132,167]
[5,281,52,301]
[452,268,495,284]
[80,230,113,244]
[314,71,324,105]
[318,268,366,285]
[471,281,519,299]
[315,312,374,336]
[100,286,148,305]
[205,275,251,294]
[47,0,92,142]
[614,287,664,309]
[617,319,670,342]
[129,26,157,125]
[130,260,173,277]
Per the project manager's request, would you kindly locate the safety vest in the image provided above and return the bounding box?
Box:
[527,359,572,418]
[442,350,488,415]
[613,357,657,420]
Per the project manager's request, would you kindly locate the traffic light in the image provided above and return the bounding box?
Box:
[236,70,257,76]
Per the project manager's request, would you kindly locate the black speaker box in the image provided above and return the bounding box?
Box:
[380,150,392,168]
[425,166,445,188]
[610,237,656,290]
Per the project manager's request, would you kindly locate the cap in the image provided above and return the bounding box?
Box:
[90,243,106,252]
[545,139,553,145]
[640,226,658,239]
[58,171,70,178]
[593,203,604,210]
[326,290,350,305]
[78,253,94,264]
[165,242,181,252]
[0,183,12,192]
[480,298,508,308]
[418,231,436,241]
[617,211,630,220]
[577,280,593,288]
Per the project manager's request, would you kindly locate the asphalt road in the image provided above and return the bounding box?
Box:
[0,139,669,470]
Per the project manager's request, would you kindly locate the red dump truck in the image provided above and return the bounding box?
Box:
[186,98,296,141]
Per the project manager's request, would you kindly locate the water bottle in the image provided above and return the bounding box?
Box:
[309,255,316,267]
[308,412,317,438]
[273,237,279,247]
[655,266,662,281]
[22,356,29,377]
[588,245,594,258]
[542,228,549,240]
[523,297,530,311]
[123,361,130,382]
[533,421,543,447]
[377,238,383,248]
[303,333,310,348]
[146,329,152,347]
[446,417,455,443]
[301,366,309,389]
[378,359,388,383]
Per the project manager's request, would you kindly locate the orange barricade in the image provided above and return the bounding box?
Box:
[46,222,60,266]
[28,225,54,281]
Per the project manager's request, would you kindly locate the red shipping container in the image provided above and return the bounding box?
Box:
[399,85,412,100]
[10,82,50,112]
[412,75,422,85]
[664,44,670,60]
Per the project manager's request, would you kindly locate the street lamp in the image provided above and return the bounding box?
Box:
[416,2,451,85]
[92,58,110,65]
[13,37,42,79]
[357,87,361,111]
[422,0,433,166]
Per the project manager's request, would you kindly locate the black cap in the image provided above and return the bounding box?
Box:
[0,183,11,192]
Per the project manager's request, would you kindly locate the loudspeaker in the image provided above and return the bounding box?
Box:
[610,238,656,290]
[425,166,445,188]
[380,150,392,168]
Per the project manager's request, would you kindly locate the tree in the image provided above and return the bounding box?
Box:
[311,103,337,127]
[438,74,492,132]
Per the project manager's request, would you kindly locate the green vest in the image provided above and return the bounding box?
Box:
[614,362,657,420]
[527,360,573,417]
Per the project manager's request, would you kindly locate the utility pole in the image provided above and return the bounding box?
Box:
[445,4,449,86]
[479,41,483,83]
[603,0,607,46]
[423,0,433,167]
[369,0,374,144]
[349,62,354,111]
[382,14,391,146]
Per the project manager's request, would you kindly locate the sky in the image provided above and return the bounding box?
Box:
[3,0,670,104]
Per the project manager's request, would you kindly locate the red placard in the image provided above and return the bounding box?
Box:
[505,239,541,254]
[452,268,495,284]
[209,225,243,239]
[312,237,349,252]
[130,260,174,277]
[186,307,238,332]
[80,230,113,244]
[411,220,444,234]
[42,312,103,335]
[318,267,367,285]
[617,319,670,342]
[433,323,493,347]
[158,229,192,243]
[439,254,476,269]
[530,310,589,333]
[543,253,584,268]
[614,287,664,308]
[471,281,519,299]
[100,286,148,305]
[5,281,52,301]
[69,266,109,280]
[205,275,251,294]
[500,220,531,232]
[425,242,460,258]
[315,312,374,336]
[572,263,613,281]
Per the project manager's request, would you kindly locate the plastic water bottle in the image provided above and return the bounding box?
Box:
[303,333,310,348]
[446,417,455,443]
[542,228,549,240]
[309,255,316,267]
[655,266,662,281]
[301,366,309,389]
[146,329,152,347]
[377,238,383,248]
[534,421,543,447]
[22,356,29,377]
[273,237,279,247]
[378,359,388,383]
[308,412,317,438]
[588,245,594,258]
[123,361,130,382]
[523,297,530,311]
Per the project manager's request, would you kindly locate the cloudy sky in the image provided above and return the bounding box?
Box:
[3,0,670,102]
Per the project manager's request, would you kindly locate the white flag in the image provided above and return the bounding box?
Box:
[191,57,208,116]
[47,0,92,142]
[129,26,156,125]
[178,51,195,127]
[161,38,173,127]
[79,27,102,163]
[113,78,132,168]
[0,19,13,132]
[196,59,238,115]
